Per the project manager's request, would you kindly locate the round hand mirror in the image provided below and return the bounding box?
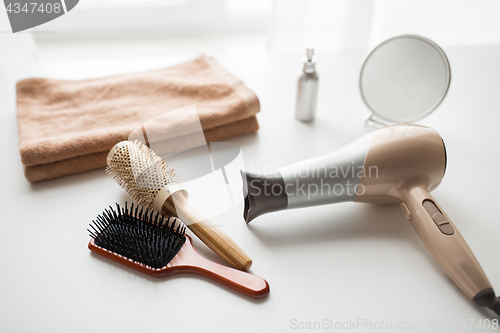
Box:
[359,35,451,124]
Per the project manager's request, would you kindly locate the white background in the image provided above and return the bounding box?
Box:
[1,45,500,332]
[1,1,500,332]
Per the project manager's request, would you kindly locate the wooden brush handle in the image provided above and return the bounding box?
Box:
[173,236,269,298]
[162,191,253,271]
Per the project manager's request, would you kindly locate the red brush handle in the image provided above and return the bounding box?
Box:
[170,236,270,299]
[89,236,269,299]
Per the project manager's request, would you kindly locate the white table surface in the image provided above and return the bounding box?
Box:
[1,45,500,333]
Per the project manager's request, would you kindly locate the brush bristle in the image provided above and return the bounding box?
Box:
[88,202,186,269]
[106,140,177,208]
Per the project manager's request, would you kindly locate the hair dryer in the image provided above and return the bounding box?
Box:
[242,124,500,314]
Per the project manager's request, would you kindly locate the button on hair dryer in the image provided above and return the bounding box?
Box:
[242,124,500,314]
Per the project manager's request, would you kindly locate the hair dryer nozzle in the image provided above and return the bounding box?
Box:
[241,170,287,223]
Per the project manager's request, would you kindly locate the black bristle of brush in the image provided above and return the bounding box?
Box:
[88,202,186,269]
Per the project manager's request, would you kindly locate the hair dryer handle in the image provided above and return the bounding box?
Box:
[403,187,492,300]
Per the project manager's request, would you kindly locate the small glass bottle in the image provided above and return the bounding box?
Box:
[295,48,319,122]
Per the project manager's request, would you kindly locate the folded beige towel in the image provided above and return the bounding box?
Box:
[17,56,260,182]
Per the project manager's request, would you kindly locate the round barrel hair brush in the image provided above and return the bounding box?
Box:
[88,203,269,298]
[106,140,252,271]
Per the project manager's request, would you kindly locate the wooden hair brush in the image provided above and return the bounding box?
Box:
[88,203,269,298]
[106,140,252,271]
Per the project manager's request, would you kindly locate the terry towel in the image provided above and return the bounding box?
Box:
[16,56,260,182]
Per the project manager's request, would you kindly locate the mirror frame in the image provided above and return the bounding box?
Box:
[359,34,451,124]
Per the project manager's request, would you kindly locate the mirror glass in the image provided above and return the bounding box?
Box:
[360,35,451,123]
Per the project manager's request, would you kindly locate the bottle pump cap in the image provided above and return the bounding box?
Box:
[303,48,316,73]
